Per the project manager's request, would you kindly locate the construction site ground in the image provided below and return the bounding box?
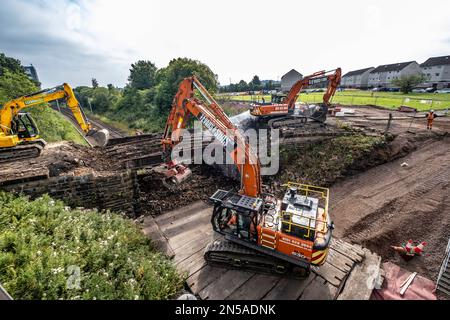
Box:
[328,106,450,281]
[1,105,449,299]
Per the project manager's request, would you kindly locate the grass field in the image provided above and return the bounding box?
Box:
[225,90,450,111]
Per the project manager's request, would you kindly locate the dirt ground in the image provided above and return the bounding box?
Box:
[138,165,236,216]
[0,142,115,184]
[331,133,450,280]
[325,106,450,282]
[329,104,450,134]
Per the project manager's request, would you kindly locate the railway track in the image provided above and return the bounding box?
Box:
[50,104,126,139]
[87,117,126,139]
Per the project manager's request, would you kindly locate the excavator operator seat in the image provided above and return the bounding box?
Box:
[15,113,39,139]
[271,93,286,104]
[210,190,263,243]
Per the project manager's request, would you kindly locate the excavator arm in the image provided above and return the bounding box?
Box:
[322,68,342,105]
[284,68,342,110]
[161,76,262,197]
[1,83,91,134]
[0,83,109,147]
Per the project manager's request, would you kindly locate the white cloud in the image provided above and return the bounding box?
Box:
[1,0,450,88]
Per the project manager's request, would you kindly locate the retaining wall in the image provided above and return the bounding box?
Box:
[1,171,141,218]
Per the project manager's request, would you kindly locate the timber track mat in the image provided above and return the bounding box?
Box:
[331,133,450,280]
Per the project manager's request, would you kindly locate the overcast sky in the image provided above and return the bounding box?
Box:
[1,0,450,88]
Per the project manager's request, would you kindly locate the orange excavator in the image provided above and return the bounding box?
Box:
[159,76,334,278]
[250,68,342,128]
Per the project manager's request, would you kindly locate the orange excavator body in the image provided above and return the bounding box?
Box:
[250,68,342,121]
[158,76,333,276]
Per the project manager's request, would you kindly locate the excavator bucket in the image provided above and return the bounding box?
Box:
[152,160,193,190]
[310,104,328,123]
[87,129,110,147]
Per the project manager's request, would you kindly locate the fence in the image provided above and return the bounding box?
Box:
[226,93,450,112]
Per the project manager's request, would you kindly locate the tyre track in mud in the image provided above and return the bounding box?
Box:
[330,135,450,279]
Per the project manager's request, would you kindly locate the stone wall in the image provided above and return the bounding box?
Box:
[1,171,141,218]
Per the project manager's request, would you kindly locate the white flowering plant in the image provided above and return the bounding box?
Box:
[0,192,184,300]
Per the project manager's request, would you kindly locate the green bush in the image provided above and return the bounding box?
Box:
[28,107,87,145]
[74,57,219,133]
[278,134,385,187]
[0,192,184,300]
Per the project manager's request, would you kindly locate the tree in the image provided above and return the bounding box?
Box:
[250,75,261,89]
[107,84,115,92]
[128,60,157,90]
[238,80,248,92]
[392,73,427,94]
[153,58,218,114]
[0,52,36,102]
[91,90,111,113]
[0,69,37,103]
[0,53,23,75]
[92,78,99,89]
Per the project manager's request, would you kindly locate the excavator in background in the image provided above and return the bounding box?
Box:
[0,83,109,163]
[158,76,334,278]
[250,68,342,128]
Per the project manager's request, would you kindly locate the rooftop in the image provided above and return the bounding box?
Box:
[281,69,303,79]
[370,61,416,73]
[420,55,450,67]
[343,67,375,77]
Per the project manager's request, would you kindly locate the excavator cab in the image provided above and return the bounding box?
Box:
[13,113,39,139]
[271,93,287,104]
[210,190,263,244]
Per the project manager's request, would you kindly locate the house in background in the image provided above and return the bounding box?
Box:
[368,61,422,88]
[23,64,40,83]
[420,55,450,89]
[281,69,303,92]
[341,67,374,89]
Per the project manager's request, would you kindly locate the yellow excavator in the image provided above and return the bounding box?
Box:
[0,83,109,163]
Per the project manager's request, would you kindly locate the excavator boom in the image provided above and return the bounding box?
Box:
[160,76,261,197]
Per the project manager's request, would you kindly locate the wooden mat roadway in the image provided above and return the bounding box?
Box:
[143,201,379,300]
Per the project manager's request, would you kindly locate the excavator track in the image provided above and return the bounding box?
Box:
[0,141,45,164]
[204,238,310,279]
